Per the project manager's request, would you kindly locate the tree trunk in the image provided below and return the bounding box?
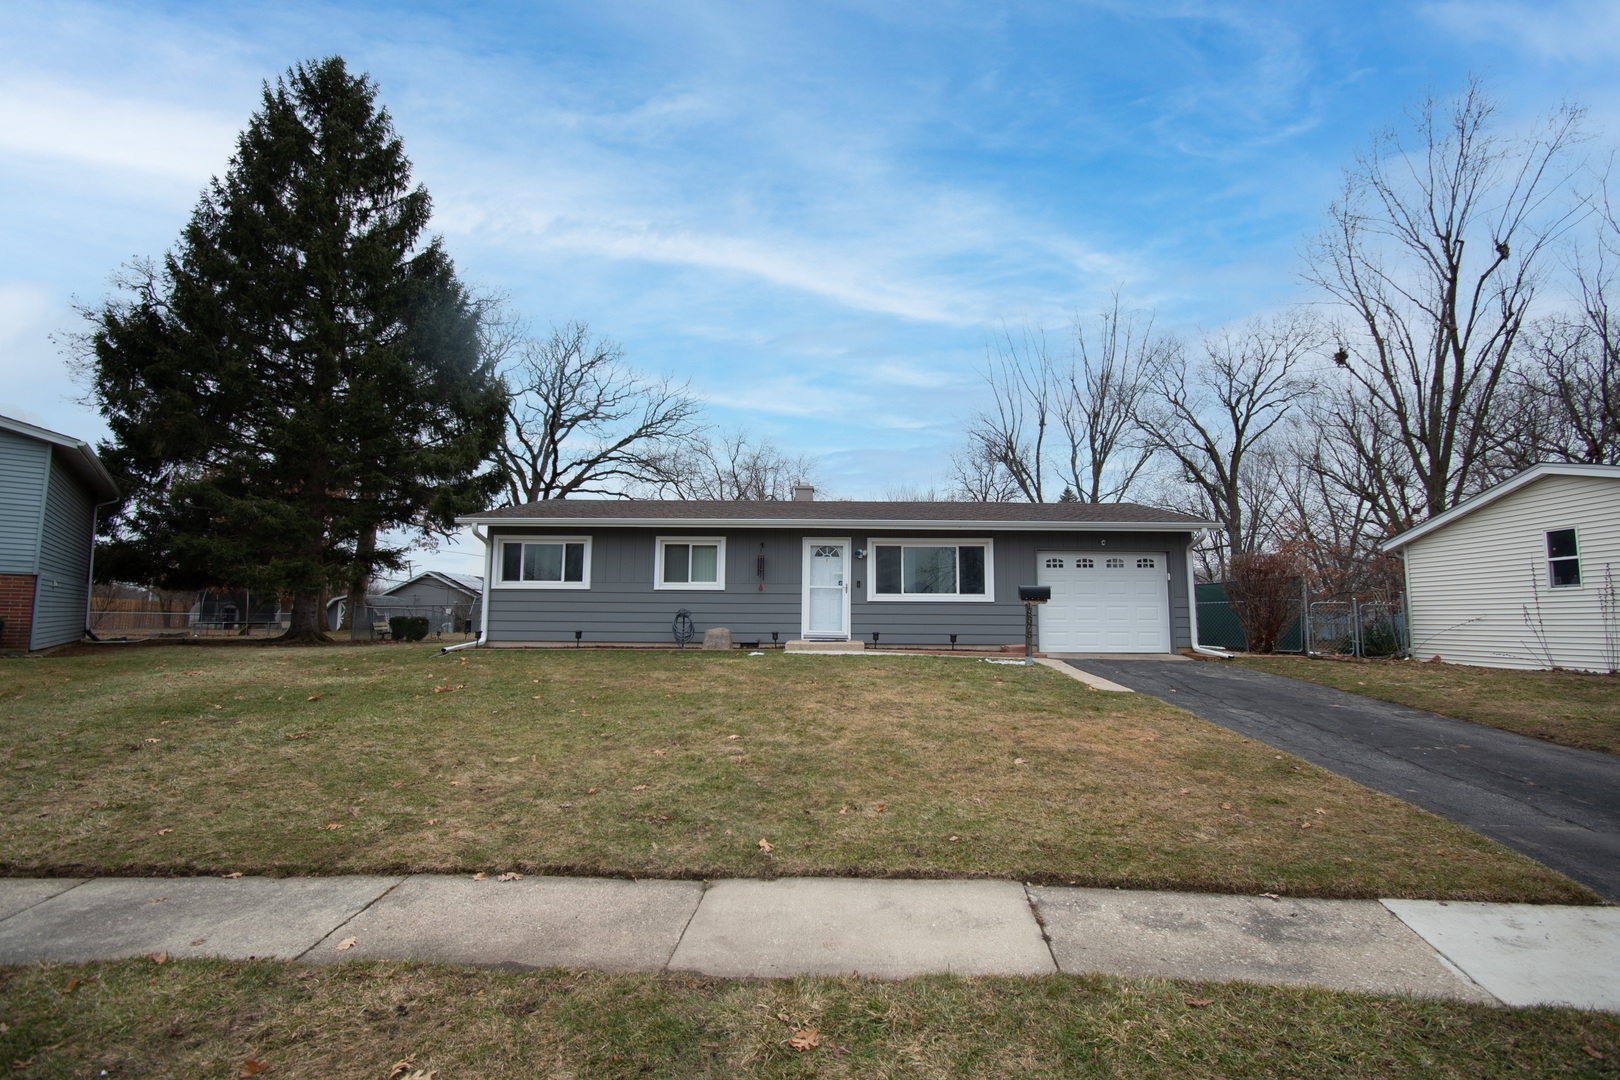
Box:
[342,525,376,640]
[279,591,330,643]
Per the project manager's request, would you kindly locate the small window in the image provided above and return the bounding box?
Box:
[1547,528,1581,588]
[1076,557,1094,569]
[1136,557,1155,569]
[870,541,992,600]
[656,537,726,590]
[1045,557,1064,568]
[1105,557,1125,569]
[498,539,589,588]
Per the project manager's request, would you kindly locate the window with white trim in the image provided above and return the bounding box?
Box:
[655,536,726,590]
[1105,557,1125,568]
[1045,557,1064,568]
[496,537,590,588]
[1547,528,1581,588]
[1137,557,1156,569]
[870,540,992,600]
[1075,557,1094,568]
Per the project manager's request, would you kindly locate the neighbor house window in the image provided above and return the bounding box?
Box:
[496,538,590,589]
[1547,528,1581,587]
[655,537,726,590]
[869,540,993,601]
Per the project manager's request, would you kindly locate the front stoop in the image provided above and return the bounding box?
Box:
[784,639,866,653]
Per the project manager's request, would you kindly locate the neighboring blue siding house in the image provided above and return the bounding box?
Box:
[457,491,1217,653]
[0,415,120,651]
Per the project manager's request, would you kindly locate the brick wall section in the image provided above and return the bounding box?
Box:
[0,574,36,651]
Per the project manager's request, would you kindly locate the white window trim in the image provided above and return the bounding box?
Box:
[1547,527,1582,589]
[654,535,727,591]
[492,535,593,590]
[864,537,995,603]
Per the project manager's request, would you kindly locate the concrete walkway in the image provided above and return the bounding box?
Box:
[1070,658,1620,903]
[2,875,1616,1010]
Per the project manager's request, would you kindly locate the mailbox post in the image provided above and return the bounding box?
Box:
[1018,585,1051,666]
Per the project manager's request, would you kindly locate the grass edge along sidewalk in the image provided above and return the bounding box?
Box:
[3,959,1618,1079]
[0,645,1597,903]
[1231,654,1620,757]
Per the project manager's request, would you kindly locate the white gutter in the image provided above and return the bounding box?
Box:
[442,524,491,655]
[1184,532,1231,659]
[453,515,1219,533]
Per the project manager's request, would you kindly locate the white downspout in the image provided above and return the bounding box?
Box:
[442,524,491,654]
[1185,531,1231,658]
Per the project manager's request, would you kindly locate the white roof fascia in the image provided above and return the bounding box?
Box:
[0,413,120,502]
[454,515,1218,532]
[1381,463,1620,552]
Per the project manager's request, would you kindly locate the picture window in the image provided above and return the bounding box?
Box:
[870,541,993,600]
[496,539,589,588]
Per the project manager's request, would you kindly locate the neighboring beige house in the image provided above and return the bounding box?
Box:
[1384,463,1620,672]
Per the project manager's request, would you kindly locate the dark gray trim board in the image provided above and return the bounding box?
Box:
[483,525,1198,650]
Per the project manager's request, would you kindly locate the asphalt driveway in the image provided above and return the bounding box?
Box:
[1070,658,1620,903]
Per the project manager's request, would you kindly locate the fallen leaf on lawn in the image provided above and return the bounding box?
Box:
[144,952,167,965]
[306,695,321,701]
[838,805,849,814]
[1315,808,1328,815]
[1259,893,1281,900]
[388,1060,416,1080]
[334,937,357,951]
[391,780,406,787]
[222,872,243,879]
[1184,998,1213,1007]
[1300,822,1313,829]
[949,835,960,841]
[285,732,310,740]
[787,1028,820,1051]
[1013,758,1026,765]
[1220,803,1232,810]
[1583,1045,1604,1060]
[238,1058,269,1077]
[449,781,460,786]
[349,806,360,817]
[157,828,173,835]
[872,803,886,812]
[587,787,598,795]
[145,737,160,743]
[498,872,523,882]
[652,749,666,757]
[758,838,774,852]
[426,819,438,825]
[632,784,649,791]
[727,734,740,740]
[531,695,543,699]
[323,822,343,830]
[471,872,486,881]
[61,976,91,994]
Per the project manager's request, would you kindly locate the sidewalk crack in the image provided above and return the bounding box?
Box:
[664,878,710,973]
[1023,882,1062,975]
[294,875,407,961]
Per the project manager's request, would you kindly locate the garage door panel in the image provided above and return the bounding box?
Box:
[1036,551,1170,653]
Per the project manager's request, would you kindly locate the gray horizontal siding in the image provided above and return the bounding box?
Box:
[0,429,49,575]
[31,450,96,649]
[486,525,1195,650]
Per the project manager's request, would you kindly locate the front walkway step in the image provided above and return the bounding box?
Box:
[303,875,703,972]
[0,876,403,964]
[1382,900,1620,1011]
[784,639,866,652]
[668,878,1055,978]
[1031,886,1494,1002]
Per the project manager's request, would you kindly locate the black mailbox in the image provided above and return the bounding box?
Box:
[1018,585,1051,604]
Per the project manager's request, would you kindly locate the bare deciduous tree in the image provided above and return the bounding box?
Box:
[957,299,1164,503]
[1304,79,1585,531]
[1138,314,1319,571]
[652,429,820,500]
[495,320,703,503]
[947,441,1022,501]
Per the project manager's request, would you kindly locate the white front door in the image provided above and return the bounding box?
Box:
[1036,551,1171,653]
[803,538,850,638]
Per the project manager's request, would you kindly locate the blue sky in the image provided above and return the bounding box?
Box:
[2,0,1616,576]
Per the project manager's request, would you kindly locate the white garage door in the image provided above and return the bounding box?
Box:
[1036,551,1171,653]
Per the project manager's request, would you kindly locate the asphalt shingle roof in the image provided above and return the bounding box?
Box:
[459,499,1212,527]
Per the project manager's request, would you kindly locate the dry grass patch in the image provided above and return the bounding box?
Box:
[3,958,1617,1079]
[1233,655,1620,756]
[0,645,1591,901]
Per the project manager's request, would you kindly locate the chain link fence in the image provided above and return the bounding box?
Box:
[1197,583,1408,657]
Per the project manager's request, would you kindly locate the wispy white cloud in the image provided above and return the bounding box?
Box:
[1421,0,1620,62]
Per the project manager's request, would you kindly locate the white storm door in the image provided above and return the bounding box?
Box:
[803,538,850,638]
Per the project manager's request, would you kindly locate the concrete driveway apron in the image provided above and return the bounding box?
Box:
[1070,658,1620,902]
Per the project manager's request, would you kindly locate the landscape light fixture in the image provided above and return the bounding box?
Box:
[949,633,957,650]
[574,630,583,647]
[871,632,880,648]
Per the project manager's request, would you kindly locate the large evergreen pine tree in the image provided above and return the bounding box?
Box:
[89,57,506,640]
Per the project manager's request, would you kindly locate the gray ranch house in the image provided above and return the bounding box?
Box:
[455,491,1217,653]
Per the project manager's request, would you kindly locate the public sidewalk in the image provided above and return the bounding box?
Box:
[1,875,1616,1011]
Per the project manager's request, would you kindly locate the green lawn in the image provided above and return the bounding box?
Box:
[1231,655,1620,756]
[0,644,1593,902]
[2,958,1616,1079]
